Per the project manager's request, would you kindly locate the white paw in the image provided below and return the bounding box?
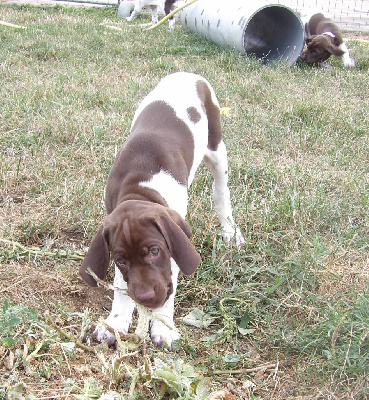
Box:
[344,57,355,68]
[92,313,132,346]
[150,319,180,349]
[234,227,246,246]
[92,322,117,347]
[222,226,245,246]
[168,19,175,31]
[126,16,133,22]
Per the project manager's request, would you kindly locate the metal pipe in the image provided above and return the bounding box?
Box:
[180,0,305,65]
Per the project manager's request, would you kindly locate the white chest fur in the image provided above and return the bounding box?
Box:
[139,170,188,218]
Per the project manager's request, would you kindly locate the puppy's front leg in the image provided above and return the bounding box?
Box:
[93,266,135,346]
[126,6,140,22]
[339,43,355,68]
[150,5,159,25]
[150,261,180,349]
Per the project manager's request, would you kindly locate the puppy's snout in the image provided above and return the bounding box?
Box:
[134,289,156,305]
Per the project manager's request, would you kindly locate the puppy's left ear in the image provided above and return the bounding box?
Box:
[327,43,345,56]
[79,225,110,287]
[154,210,202,275]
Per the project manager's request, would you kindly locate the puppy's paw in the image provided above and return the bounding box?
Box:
[344,57,355,68]
[150,319,180,350]
[222,226,245,246]
[168,19,175,31]
[91,313,132,347]
[105,312,131,334]
[91,322,117,347]
[234,227,246,246]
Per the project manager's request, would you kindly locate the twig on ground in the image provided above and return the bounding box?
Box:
[210,363,277,376]
[86,268,128,294]
[0,238,84,260]
[0,20,26,29]
[45,313,96,353]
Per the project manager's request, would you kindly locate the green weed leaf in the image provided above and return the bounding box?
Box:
[222,354,241,364]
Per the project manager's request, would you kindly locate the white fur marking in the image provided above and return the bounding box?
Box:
[322,31,335,38]
[139,169,188,218]
[204,141,245,245]
[339,42,355,68]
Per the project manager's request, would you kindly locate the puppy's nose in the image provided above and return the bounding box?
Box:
[134,289,156,305]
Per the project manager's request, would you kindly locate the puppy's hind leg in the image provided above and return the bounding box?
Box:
[204,141,245,246]
[126,5,141,22]
[164,0,176,30]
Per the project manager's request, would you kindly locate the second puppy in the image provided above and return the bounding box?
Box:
[126,0,177,29]
[300,13,355,68]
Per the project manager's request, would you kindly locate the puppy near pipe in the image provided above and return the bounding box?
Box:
[180,0,305,66]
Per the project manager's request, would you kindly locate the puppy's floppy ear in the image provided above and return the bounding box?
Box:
[79,225,110,287]
[326,43,345,56]
[153,209,202,275]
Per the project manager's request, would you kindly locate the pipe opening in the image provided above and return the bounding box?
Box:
[181,0,305,66]
[243,6,304,63]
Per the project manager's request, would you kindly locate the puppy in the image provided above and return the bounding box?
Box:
[126,0,177,29]
[79,72,244,349]
[300,13,355,68]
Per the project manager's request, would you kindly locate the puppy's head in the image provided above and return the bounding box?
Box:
[79,200,201,309]
[300,35,344,64]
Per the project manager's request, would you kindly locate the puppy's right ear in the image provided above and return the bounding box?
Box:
[79,225,110,287]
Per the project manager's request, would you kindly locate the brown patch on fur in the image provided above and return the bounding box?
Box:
[164,0,176,19]
[123,219,132,247]
[106,100,194,211]
[306,13,343,44]
[187,106,201,123]
[196,80,222,151]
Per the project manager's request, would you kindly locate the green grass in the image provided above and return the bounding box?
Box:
[0,3,368,399]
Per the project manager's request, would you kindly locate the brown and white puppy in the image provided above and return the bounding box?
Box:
[300,13,355,68]
[126,0,177,29]
[80,72,244,349]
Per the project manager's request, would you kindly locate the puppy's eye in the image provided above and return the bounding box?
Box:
[149,247,160,257]
[116,257,127,267]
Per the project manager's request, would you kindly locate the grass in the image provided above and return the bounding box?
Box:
[0,3,368,399]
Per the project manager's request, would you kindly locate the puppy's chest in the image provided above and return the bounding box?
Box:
[139,171,189,218]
